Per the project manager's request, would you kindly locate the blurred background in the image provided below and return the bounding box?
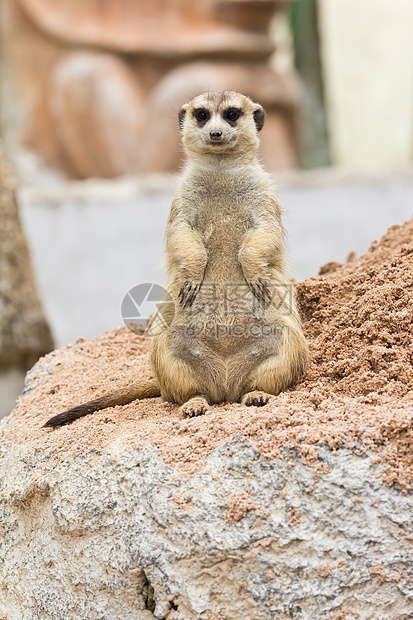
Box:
[0,0,413,417]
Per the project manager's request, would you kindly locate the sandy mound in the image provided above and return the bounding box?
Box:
[2,219,413,492]
[297,219,413,400]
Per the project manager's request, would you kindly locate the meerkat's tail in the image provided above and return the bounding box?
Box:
[43,378,161,428]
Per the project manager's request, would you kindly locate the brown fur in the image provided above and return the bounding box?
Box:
[44,91,308,427]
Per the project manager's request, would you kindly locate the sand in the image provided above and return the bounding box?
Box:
[2,219,412,492]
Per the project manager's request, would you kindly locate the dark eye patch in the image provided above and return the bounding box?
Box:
[223,107,243,126]
[193,108,210,126]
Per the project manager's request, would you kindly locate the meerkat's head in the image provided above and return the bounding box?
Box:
[178,91,264,161]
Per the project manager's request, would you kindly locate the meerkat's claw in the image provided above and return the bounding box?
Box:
[260,278,272,299]
[179,281,200,307]
[178,286,186,302]
[250,278,272,303]
[241,390,272,407]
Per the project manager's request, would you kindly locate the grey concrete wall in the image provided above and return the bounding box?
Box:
[0,367,25,420]
[18,169,413,349]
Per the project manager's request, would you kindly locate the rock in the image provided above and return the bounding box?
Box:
[2,220,412,617]
[0,146,53,366]
[0,325,412,618]
[16,0,274,56]
[0,146,53,417]
[1,0,301,178]
[1,418,412,619]
[49,52,145,178]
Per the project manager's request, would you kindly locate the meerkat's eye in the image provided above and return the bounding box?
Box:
[223,108,242,125]
[193,108,209,125]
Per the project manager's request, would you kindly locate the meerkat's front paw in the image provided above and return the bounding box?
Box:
[241,391,272,407]
[178,280,201,307]
[249,278,272,303]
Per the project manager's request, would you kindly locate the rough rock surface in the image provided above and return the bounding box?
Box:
[1,436,412,620]
[1,220,413,619]
[0,146,54,419]
[0,146,53,369]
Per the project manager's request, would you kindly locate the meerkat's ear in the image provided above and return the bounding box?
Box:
[252,104,265,132]
[179,104,189,130]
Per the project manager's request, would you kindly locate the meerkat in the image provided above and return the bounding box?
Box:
[44,90,308,427]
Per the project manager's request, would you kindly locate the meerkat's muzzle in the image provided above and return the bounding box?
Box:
[209,129,223,141]
[206,128,234,149]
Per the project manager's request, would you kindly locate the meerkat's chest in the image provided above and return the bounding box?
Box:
[189,182,261,244]
[197,204,251,241]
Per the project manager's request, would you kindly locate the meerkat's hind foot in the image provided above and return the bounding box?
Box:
[241,390,272,407]
[179,396,210,418]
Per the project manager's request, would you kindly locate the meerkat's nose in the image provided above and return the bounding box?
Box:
[209,130,223,141]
